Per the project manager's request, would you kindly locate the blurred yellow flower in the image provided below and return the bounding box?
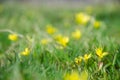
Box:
[46,24,57,34]
[64,70,88,80]
[75,56,82,65]
[59,36,69,47]
[83,53,91,62]
[40,38,50,45]
[75,12,91,25]
[95,48,108,59]
[72,30,82,40]
[21,48,30,56]
[64,71,80,80]
[55,35,69,47]
[8,34,18,41]
[94,21,101,28]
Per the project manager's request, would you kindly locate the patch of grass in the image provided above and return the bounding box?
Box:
[0,4,120,80]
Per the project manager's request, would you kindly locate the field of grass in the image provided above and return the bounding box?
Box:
[0,4,120,80]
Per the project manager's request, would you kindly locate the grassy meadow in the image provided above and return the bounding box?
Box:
[0,4,120,80]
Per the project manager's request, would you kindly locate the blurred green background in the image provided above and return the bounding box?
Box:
[0,0,120,43]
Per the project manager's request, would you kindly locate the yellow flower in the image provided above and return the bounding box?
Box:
[8,34,18,41]
[94,21,101,28]
[55,35,69,47]
[72,29,82,40]
[75,56,82,65]
[46,24,57,34]
[75,58,79,64]
[75,12,91,25]
[40,38,50,45]
[64,70,88,80]
[21,48,30,56]
[60,36,69,47]
[95,48,108,59]
[64,71,80,80]
[83,53,91,62]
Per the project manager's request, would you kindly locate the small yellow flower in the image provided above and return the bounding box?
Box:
[95,48,108,59]
[75,56,82,65]
[94,21,101,28]
[55,35,69,47]
[46,24,57,34]
[75,12,91,25]
[40,38,50,45]
[75,58,79,64]
[83,54,91,62]
[72,29,82,40]
[60,36,69,47]
[8,34,18,41]
[21,48,30,56]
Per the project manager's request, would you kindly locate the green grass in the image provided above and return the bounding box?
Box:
[0,4,120,80]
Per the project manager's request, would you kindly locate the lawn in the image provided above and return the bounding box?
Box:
[0,4,120,80]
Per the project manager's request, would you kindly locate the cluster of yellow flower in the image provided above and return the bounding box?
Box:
[4,7,112,80]
[75,12,101,28]
[7,11,103,58]
[38,12,102,50]
[39,25,80,49]
[75,53,91,65]
[44,25,82,48]
[74,47,108,65]
[8,34,30,56]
